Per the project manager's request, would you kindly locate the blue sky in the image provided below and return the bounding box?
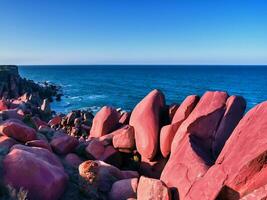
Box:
[0,0,266,65]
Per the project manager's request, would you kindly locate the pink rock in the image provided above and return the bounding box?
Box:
[32,116,48,129]
[161,91,228,199]
[3,144,68,200]
[168,103,179,122]
[0,108,24,120]
[0,120,36,142]
[65,153,83,168]
[119,112,131,124]
[185,101,267,200]
[129,89,165,161]
[0,135,17,151]
[160,95,199,158]
[109,178,138,200]
[240,184,267,200]
[212,95,246,158]
[48,116,62,127]
[85,139,105,159]
[90,106,120,138]
[78,160,137,197]
[0,99,8,111]
[50,134,78,154]
[100,145,122,167]
[137,176,171,200]
[113,125,135,150]
[26,139,52,152]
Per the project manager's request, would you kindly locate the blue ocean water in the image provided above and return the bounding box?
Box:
[19,65,267,114]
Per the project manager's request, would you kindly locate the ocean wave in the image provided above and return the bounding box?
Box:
[87,94,107,100]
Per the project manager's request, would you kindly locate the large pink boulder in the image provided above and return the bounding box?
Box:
[185,101,267,200]
[137,176,171,200]
[0,120,37,142]
[240,184,267,200]
[3,144,68,200]
[161,91,228,199]
[90,106,120,138]
[113,125,135,151]
[129,89,165,161]
[50,134,78,154]
[212,95,246,158]
[160,95,199,157]
[108,178,138,200]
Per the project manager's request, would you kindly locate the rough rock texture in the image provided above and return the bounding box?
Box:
[185,101,267,200]
[212,95,246,159]
[112,125,135,150]
[161,91,229,199]
[137,176,171,200]
[0,120,37,142]
[160,95,199,157]
[78,160,139,199]
[50,134,78,154]
[90,106,120,138]
[240,184,267,200]
[108,178,138,200]
[3,144,68,200]
[129,89,165,161]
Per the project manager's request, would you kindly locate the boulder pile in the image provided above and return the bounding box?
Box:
[1,69,267,199]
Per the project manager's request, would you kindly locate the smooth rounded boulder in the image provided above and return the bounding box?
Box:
[26,139,52,152]
[90,106,120,138]
[3,144,68,200]
[137,176,171,200]
[0,120,37,142]
[160,95,199,157]
[212,95,246,159]
[129,89,165,161]
[112,125,135,151]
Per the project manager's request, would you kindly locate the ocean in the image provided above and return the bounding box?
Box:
[19,65,267,114]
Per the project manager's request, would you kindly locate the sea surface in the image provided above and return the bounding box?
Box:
[19,65,267,114]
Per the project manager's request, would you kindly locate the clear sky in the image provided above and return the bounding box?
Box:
[0,0,266,65]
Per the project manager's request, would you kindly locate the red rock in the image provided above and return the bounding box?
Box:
[137,176,172,200]
[85,139,105,159]
[212,95,246,158]
[0,99,8,111]
[168,103,179,122]
[160,123,181,158]
[160,95,199,158]
[50,134,78,154]
[108,178,138,200]
[119,112,131,124]
[0,108,24,120]
[0,120,37,142]
[185,101,267,200]
[113,125,135,150]
[32,116,48,129]
[140,156,168,179]
[3,144,68,200]
[100,145,122,167]
[0,135,17,152]
[240,184,267,200]
[161,91,228,199]
[129,89,165,161]
[90,106,120,138]
[26,139,52,152]
[65,153,83,168]
[79,160,137,198]
[48,116,62,127]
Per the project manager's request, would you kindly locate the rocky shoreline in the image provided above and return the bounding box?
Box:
[1,65,267,200]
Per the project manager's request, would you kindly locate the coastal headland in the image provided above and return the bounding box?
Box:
[0,65,267,200]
